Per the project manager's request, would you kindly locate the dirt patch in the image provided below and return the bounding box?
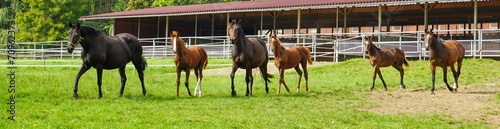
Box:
[362,85,500,128]
[202,62,335,76]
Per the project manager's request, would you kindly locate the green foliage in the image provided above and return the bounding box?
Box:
[112,0,128,12]
[15,0,91,42]
[151,0,175,7]
[125,0,152,11]
[151,0,240,7]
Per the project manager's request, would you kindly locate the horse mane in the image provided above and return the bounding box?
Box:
[367,40,381,51]
[79,25,104,36]
[366,41,381,56]
[435,34,446,43]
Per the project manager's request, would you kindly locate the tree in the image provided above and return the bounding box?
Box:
[125,0,152,11]
[151,0,239,7]
[151,0,174,7]
[15,0,90,42]
[112,0,128,12]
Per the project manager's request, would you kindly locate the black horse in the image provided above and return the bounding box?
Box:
[227,19,273,97]
[67,23,147,99]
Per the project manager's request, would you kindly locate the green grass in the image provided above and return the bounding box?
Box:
[0,58,498,128]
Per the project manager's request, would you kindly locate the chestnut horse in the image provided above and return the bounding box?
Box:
[227,19,273,97]
[424,29,465,95]
[171,31,208,97]
[364,36,409,91]
[269,34,312,93]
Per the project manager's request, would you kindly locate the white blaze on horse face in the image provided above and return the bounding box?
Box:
[173,38,177,52]
[425,34,432,48]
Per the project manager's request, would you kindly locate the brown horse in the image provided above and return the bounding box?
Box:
[424,29,465,95]
[227,19,273,97]
[171,31,208,97]
[269,33,313,93]
[364,36,409,91]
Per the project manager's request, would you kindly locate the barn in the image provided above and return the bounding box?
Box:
[80,0,500,61]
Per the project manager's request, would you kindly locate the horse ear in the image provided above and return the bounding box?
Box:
[236,19,241,23]
[69,22,73,28]
[228,18,232,23]
[76,23,80,29]
[429,28,433,33]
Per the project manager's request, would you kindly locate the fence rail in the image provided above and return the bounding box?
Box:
[2,29,500,67]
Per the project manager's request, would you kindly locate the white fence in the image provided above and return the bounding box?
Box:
[2,29,500,66]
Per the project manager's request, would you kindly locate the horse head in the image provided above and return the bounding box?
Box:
[269,33,280,52]
[364,36,374,54]
[67,22,84,53]
[227,18,243,44]
[424,28,437,49]
[170,31,183,53]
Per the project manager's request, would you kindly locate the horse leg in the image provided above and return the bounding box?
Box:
[393,65,405,89]
[175,67,181,96]
[230,64,238,97]
[455,59,463,92]
[302,62,309,92]
[377,69,388,91]
[260,63,270,93]
[184,68,193,96]
[245,67,254,96]
[294,66,303,92]
[430,65,436,95]
[194,67,203,97]
[118,66,127,97]
[133,60,147,96]
[278,68,290,93]
[442,67,453,92]
[73,63,90,99]
[96,67,103,99]
[370,67,378,91]
[450,65,459,92]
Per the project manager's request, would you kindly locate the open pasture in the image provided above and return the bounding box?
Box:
[1,58,499,128]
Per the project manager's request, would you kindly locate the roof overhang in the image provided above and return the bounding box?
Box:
[80,0,475,20]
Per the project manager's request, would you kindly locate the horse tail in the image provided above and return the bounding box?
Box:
[401,50,409,67]
[263,72,274,83]
[203,57,208,69]
[306,48,313,65]
[300,47,313,65]
[403,58,409,67]
[141,56,148,71]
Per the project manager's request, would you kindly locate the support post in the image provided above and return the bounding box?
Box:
[473,0,478,59]
[137,17,141,38]
[297,9,301,44]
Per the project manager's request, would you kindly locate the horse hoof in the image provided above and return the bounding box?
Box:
[73,94,79,99]
[430,91,435,95]
[231,91,237,97]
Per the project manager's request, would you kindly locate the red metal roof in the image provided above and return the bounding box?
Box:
[81,0,413,20]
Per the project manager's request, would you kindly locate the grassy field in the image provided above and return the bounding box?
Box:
[0,58,499,128]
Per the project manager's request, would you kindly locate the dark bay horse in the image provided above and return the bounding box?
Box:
[67,23,147,99]
[269,34,312,93]
[227,19,273,97]
[364,36,409,91]
[424,29,465,95]
[170,31,208,97]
